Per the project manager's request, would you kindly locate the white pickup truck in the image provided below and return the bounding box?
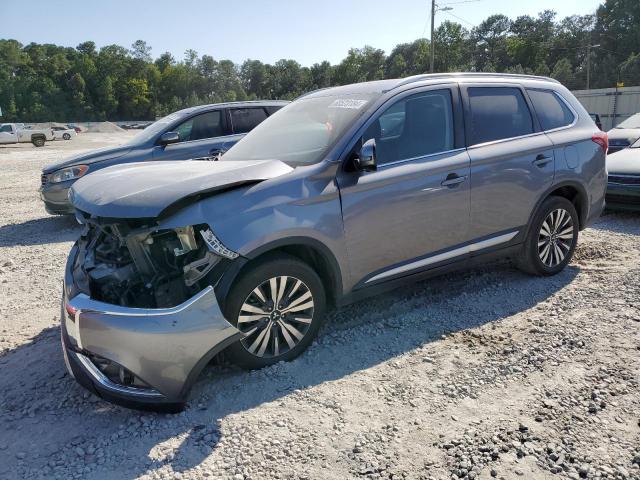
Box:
[0,123,55,147]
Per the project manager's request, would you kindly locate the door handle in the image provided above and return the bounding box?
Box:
[533,154,553,167]
[441,174,467,187]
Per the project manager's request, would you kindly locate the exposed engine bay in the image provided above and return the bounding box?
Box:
[74,220,233,308]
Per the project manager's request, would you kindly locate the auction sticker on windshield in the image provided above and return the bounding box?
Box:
[328,99,368,109]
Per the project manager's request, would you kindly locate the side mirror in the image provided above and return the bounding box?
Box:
[356,138,377,171]
[158,131,180,146]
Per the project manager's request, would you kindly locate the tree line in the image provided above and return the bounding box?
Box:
[0,0,638,122]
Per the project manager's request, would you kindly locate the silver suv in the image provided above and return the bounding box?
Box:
[61,73,607,410]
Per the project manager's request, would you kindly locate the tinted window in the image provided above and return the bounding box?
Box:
[265,106,283,115]
[173,111,223,142]
[468,87,534,145]
[230,108,268,134]
[363,89,454,165]
[527,89,574,131]
[0,124,13,133]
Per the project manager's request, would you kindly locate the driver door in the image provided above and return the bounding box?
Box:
[336,85,472,287]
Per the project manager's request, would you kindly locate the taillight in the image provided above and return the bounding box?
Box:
[592,131,608,154]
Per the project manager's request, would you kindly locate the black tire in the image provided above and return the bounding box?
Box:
[63,133,71,140]
[32,136,45,147]
[224,253,326,369]
[515,196,579,276]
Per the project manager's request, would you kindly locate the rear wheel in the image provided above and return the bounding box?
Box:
[224,254,326,369]
[32,136,45,147]
[516,196,579,276]
[63,133,71,140]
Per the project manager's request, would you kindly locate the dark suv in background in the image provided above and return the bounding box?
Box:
[39,100,288,214]
[61,73,606,411]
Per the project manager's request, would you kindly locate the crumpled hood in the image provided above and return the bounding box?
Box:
[70,159,293,219]
[43,145,134,173]
[607,148,640,175]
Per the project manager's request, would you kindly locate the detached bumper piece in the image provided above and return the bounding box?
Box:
[61,286,242,410]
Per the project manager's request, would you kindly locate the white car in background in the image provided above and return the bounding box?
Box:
[52,126,76,140]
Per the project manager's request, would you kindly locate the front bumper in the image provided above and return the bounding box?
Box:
[61,246,243,409]
[606,183,640,211]
[40,179,75,215]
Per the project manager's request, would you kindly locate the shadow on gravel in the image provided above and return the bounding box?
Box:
[0,262,580,479]
[0,215,80,247]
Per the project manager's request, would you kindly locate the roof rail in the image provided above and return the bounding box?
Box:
[393,72,559,89]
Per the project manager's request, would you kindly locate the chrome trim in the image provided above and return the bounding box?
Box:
[378,148,467,169]
[69,286,214,317]
[74,353,164,398]
[365,231,519,283]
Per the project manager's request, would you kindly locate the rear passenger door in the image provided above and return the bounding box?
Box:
[462,84,555,241]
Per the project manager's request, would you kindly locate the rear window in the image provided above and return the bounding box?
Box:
[527,89,575,131]
[230,108,268,134]
[468,87,534,145]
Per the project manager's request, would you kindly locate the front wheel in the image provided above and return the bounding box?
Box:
[224,254,326,369]
[515,196,579,276]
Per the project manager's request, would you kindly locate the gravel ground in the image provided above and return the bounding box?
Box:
[0,134,638,480]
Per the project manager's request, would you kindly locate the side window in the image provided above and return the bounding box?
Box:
[363,89,454,165]
[265,106,283,115]
[468,87,534,145]
[173,111,223,142]
[0,124,13,133]
[527,89,575,131]
[230,108,268,134]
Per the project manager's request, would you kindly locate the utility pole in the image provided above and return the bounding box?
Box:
[586,44,600,90]
[430,0,436,73]
[429,1,452,73]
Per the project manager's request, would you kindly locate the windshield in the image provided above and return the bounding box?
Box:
[124,112,185,145]
[615,113,640,129]
[222,93,378,166]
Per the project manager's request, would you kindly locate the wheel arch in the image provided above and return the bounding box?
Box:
[528,181,589,235]
[216,237,344,311]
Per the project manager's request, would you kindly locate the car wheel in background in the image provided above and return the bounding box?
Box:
[515,196,579,276]
[63,133,71,140]
[32,136,45,147]
[224,253,326,369]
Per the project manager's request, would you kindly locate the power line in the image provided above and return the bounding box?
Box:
[443,10,476,27]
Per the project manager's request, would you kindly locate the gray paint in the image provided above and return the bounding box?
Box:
[65,286,240,400]
[70,159,293,218]
[62,73,607,405]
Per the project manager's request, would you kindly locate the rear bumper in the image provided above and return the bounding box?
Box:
[606,183,640,211]
[61,246,242,409]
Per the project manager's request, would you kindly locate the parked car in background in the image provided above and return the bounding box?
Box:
[40,100,288,214]
[60,73,606,410]
[606,137,640,211]
[0,123,54,147]
[67,125,82,133]
[589,113,602,130]
[607,112,640,153]
[52,126,77,140]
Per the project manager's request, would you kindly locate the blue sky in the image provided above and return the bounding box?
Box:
[2,0,603,66]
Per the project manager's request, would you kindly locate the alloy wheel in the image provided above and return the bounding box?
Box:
[237,276,315,358]
[538,208,574,267]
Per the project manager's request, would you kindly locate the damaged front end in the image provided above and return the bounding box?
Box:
[75,218,237,308]
[62,216,245,408]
